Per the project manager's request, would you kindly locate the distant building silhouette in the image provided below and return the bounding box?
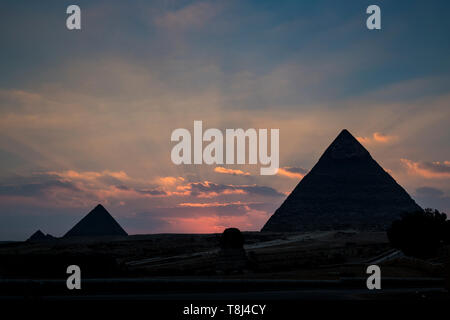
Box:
[64,204,128,238]
[262,129,422,232]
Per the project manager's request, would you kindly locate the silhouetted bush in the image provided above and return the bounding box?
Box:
[387,208,450,259]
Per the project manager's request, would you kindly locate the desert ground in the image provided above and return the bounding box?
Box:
[0,230,449,302]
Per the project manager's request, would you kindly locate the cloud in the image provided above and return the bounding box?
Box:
[177,201,256,208]
[0,170,170,210]
[0,180,78,197]
[416,186,445,197]
[414,186,450,215]
[156,176,185,186]
[135,189,167,196]
[47,170,131,183]
[154,1,221,31]
[0,168,284,216]
[277,166,307,179]
[214,166,250,176]
[46,170,169,198]
[0,169,283,226]
[187,181,284,198]
[356,132,396,145]
[401,159,450,179]
[147,201,272,218]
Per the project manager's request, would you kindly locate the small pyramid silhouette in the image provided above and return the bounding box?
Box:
[27,230,55,242]
[64,204,128,238]
[262,129,422,232]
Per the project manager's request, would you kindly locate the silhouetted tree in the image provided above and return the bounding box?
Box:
[387,208,449,259]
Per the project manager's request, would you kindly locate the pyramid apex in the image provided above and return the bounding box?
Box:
[321,129,368,161]
[335,129,358,141]
[33,230,44,236]
[90,204,110,215]
[338,128,351,136]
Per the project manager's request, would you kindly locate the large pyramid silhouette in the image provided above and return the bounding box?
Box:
[262,129,422,232]
[64,204,128,238]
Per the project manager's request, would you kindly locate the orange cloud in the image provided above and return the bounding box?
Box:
[47,170,131,182]
[356,132,396,145]
[214,167,251,176]
[277,167,307,179]
[373,132,392,143]
[194,188,247,199]
[222,189,246,195]
[156,176,185,186]
[177,201,256,208]
[41,170,169,206]
[3,168,281,222]
[401,159,450,179]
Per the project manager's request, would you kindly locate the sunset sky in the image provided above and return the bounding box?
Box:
[1,0,449,240]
